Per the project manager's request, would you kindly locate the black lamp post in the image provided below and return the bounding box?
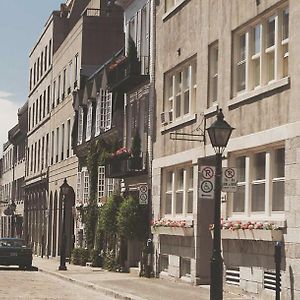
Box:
[59,178,71,271]
[206,109,234,300]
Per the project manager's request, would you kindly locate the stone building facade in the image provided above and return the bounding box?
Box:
[152,0,299,299]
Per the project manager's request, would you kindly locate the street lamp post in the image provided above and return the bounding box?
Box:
[206,109,234,300]
[59,178,71,271]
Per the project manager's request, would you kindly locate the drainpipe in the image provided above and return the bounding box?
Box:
[146,0,156,277]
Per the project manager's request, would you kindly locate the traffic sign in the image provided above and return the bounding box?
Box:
[139,184,148,205]
[199,166,215,199]
[222,167,237,192]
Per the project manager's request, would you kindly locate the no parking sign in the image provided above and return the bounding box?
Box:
[199,166,215,199]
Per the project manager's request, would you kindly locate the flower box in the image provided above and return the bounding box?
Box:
[214,229,283,241]
[151,226,193,236]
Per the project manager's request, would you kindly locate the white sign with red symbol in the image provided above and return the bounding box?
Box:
[199,166,215,199]
[139,184,148,205]
[222,167,237,193]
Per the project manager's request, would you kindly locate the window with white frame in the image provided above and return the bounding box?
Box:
[208,42,219,107]
[231,146,285,217]
[76,168,90,204]
[232,5,289,97]
[164,59,197,122]
[165,0,185,13]
[97,166,115,203]
[86,102,92,141]
[95,89,112,136]
[77,107,84,145]
[162,165,194,217]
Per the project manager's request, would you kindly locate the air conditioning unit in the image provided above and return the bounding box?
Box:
[161,110,173,125]
[160,111,170,125]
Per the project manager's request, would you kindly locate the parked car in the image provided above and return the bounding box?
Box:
[0,238,32,269]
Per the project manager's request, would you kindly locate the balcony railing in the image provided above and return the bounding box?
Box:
[82,8,101,17]
[105,153,147,178]
[108,55,149,92]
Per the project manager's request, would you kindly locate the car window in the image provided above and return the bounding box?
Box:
[0,240,26,247]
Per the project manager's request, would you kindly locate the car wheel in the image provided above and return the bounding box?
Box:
[19,265,26,270]
[26,264,32,270]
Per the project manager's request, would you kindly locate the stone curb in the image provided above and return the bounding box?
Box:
[38,267,146,300]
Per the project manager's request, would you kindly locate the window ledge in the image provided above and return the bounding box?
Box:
[228,77,290,109]
[160,114,197,133]
[204,104,219,117]
[163,0,188,21]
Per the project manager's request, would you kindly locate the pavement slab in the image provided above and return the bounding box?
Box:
[33,257,253,300]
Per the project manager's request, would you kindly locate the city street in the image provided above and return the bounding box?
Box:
[0,266,115,300]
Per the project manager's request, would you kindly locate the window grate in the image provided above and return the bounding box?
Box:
[264,270,280,291]
[226,267,240,286]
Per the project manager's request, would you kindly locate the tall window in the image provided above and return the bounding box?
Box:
[162,164,194,217]
[51,131,54,165]
[68,61,72,92]
[47,85,50,114]
[76,168,90,204]
[48,39,52,66]
[44,45,48,71]
[232,6,289,97]
[74,54,79,84]
[53,80,56,108]
[45,133,49,168]
[43,90,46,118]
[57,75,61,104]
[66,119,71,158]
[86,102,93,141]
[62,69,66,99]
[95,90,112,136]
[98,166,115,203]
[40,52,43,77]
[56,127,59,163]
[164,59,196,122]
[41,136,45,170]
[61,123,65,161]
[208,42,219,106]
[77,107,84,145]
[231,146,285,218]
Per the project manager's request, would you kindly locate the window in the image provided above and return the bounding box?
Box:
[61,123,65,161]
[45,134,49,168]
[37,58,40,82]
[164,59,196,122]
[74,54,79,83]
[165,0,185,13]
[62,69,66,99]
[86,102,92,141]
[162,164,194,217]
[231,146,285,218]
[41,52,43,77]
[77,107,84,145]
[76,168,90,204]
[66,119,71,158]
[95,89,112,136]
[43,90,46,118]
[208,42,219,106]
[48,39,52,66]
[68,61,72,92]
[41,136,45,170]
[44,45,48,71]
[30,68,32,90]
[232,6,289,97]
[35,99,39,125]
[51,130,54,165]
[56,127,59,163]
[97,166,115,202]
[53,80,56,108]
[57,75,61,104]
[47,85,51,114]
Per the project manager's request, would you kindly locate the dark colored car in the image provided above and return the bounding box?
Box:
[0,238,32,269]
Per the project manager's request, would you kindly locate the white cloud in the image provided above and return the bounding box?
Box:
[0,92,19,156]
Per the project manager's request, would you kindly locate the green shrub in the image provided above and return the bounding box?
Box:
[79,248,90,266]
[103,250,119,271]
[71,248,81,265]
[117,196,147,240]
[90,249,103,267]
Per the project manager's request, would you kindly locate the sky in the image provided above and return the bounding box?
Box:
[0,0,62,154]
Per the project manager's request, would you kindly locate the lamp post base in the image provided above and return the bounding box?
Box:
[58,265,67,271]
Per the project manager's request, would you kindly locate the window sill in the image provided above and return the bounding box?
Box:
[160,114,197,133]
[163,0,188,21]
[228,77,290,109]
[204,103,219,117]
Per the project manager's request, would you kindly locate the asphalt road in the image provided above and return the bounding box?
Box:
[0,266,115,300]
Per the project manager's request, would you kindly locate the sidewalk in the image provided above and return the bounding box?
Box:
[33,257,251,300]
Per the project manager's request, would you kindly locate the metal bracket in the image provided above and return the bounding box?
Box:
[170,113,206,142]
